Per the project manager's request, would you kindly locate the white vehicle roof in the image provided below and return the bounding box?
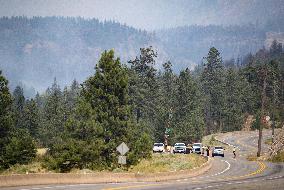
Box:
[193,143,202,146]
[154,143,164,146]
[174,143,186,146]
[214,146,223,149]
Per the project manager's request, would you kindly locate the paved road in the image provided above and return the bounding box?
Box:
[2,130,284,190]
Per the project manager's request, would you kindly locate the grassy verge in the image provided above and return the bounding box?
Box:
[0,148,49,175]
[1,149,207,175]
[269,151,284,162]
[0,162,47,175]
[265,138,273,145]
[129,153,207,174]
[202,134,230,150]
[247,154,258,161]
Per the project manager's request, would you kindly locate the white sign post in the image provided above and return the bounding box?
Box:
[118,156,127,165]
[116,142,129,165]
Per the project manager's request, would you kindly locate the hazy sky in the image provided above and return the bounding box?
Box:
[0,0,283,30]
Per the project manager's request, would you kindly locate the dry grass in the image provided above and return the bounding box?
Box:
[202,134,230,150]
[0,148,49,175]
[247,154,258,161]
[264,138,273,145]
[129,153,206,174]
[1,150,207,175]
[37,148,48,156]
[269,151,284,162]
[0,162,47,175]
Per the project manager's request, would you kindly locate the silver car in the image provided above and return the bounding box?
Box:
[212,146,225,157]
[192,143,202,154]
[173,143,186,154]
[153,143,165,153]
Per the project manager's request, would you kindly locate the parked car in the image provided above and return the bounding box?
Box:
[192,143,202,154]
[153,143,165,153]
[212,146,225,157]
[173,143,186,154]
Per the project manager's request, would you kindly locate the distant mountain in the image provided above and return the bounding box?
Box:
[0,17,154,95]
[157,24,266,70]
[0,16,283,96]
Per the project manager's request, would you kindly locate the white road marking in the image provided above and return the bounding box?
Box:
[193,159,231,180]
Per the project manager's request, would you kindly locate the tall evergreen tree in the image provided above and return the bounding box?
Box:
[81,50,151,168]
[223,68,250,131]
[23,99,40,140]
[201,47,226,134]
[12,86,25,128]
[156,61,177,143]
[0,70,13,169]
[40,78,64,147]
[175,68,204,142]
[0,71,36,169]
[128,46,159,125]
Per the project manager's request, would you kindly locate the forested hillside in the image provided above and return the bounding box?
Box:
[0,16,154,95]
[157,24,266,70]
[1,16,283,96]
[0,42,283,172]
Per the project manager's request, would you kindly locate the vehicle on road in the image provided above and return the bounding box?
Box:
[192,143,202,154]
[153,143,165,153]
[173,143,186,154]
[212,146,225,157]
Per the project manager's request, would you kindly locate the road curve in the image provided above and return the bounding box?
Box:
[1,130,283,190]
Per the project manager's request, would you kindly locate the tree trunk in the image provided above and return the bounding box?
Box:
[257,124,263,157]
[272,118,275,143]
[257,67,267,157]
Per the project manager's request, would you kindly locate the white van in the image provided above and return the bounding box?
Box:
[192,143,202,154]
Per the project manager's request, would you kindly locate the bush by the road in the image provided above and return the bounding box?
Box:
[270,151,284,162]
[129,154,206,174]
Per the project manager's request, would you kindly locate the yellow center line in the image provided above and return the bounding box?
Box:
[223,161,266,180]
[102,161,267,190]
[102,183,166,190]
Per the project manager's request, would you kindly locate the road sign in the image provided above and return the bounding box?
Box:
[116,142,129,156]
[118,156,127,165]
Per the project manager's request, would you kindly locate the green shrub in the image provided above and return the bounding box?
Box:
[270,151,284,162]
[3,129,36,168]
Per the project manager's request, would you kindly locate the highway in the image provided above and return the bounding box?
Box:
[1,130,284,190]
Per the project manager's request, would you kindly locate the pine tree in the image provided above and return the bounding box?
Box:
[62,80,80,122]
[156,61,177,143]
[4,129,36,166]
[23,99,40,140]
[175,68,204,143]
[40,78,64,147]
[47,97,105,172]
[223,68,249,131]
[82,50,149,168]
[0,71,36,169]
[0,70,13,169]
[128,46,158,124]
[201,47,226,134]
[12,86,25,128]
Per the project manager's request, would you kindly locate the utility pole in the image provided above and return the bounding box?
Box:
[271,79,277,143]
[257,65,267,157]
[272,114,275,143]
[164,108,173,152]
